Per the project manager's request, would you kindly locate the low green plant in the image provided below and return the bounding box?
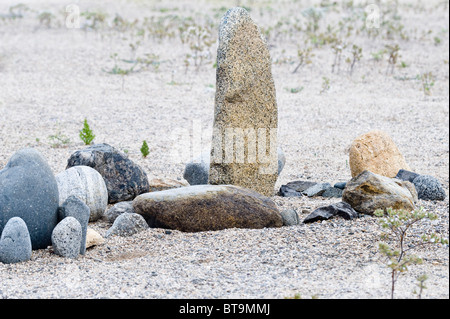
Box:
[37,11,56,28]
[292,47,314,73]
[140,140,150,158]
[385,44,400,74]
[79,118,95,145]
[48,131,70,148]
[371,49,386,62]
[331,41,347,73]
[320,77,330,94]
[81,10,107,30]
[285,87,304,94]
[346,44,362,75]
[181,23,215,72]
[417,72,435,96]
[374,207,448,299]
[413,274,428,299]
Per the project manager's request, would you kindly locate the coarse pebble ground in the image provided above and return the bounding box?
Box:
[0,0,448,299]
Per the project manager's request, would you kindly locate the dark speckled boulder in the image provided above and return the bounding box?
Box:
[66,143,149,204]
[133,185,283,232]
[0,148,59,249]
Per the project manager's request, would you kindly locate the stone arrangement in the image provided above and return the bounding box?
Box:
[0,7,447,265]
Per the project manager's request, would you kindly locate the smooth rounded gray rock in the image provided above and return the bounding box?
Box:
[412,175,446,201]
[66,143,149,204]
[302,183,332,197]
[0,217,32,264]
[280,209,299,226]
[105,213,149,237]
[51,217,82,259]
[0,148,59,249]
[103,201,134,224]
[395,169,420,183]
[183,152,210,185]
[56,166,108,222]
[59,196,90,254]
[333,182,347,190]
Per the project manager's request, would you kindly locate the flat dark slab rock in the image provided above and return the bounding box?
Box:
[303,202,359,223]
[278,180,317,197]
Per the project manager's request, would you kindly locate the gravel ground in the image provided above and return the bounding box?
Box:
[0,0,448,299]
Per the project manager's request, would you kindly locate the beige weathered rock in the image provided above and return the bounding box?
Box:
[209,7,278,196]
[349,130,410,178]
[342,170,417,215]
[148,178,189,192]
[85,228,104,249]
[133,185,283,232]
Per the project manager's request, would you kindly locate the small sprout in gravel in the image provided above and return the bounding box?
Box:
[48,131,70,148]
[140,140,150,158]
[79,118,95,145]
[320,77,330,94]
[413,274,428,299]
[292,47,314,73]
[417,72,435,96]
[346,44,362,75]
[385,44,400,74]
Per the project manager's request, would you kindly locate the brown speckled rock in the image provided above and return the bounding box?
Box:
[209,7,278,197]
[349,130,410,178]
[342,170,416,215]
[133,185,283,232]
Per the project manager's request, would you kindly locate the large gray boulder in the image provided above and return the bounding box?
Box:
[0,148,59,249]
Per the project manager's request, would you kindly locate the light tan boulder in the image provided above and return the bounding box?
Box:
[349,130,410,178]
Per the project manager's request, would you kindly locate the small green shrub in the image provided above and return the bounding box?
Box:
[79,118,95,145]
[140,140,150,158]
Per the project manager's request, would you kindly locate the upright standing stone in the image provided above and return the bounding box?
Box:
[59,195,90,255]
[209,7,278,197]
